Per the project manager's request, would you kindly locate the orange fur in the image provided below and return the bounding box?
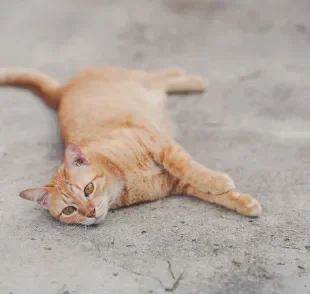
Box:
[0,65,262,225]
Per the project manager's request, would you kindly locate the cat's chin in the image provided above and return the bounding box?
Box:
[93,211,108,225]
[79,212,107,226]
[80,217,97,226]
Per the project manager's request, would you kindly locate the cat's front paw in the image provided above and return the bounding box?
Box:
[232,192,262,217]
[208,173,235,195]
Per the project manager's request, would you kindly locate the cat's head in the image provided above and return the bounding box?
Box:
[19,143,118,225]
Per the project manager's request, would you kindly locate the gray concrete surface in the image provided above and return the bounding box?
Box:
[0,0,310,293]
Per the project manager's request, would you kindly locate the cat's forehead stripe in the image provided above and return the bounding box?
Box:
[61,194,69,204]
[51,169,73,196]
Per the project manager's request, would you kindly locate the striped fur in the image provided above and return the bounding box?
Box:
[0,65,261,225]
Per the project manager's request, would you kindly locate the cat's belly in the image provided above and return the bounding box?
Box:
[119,164,174,207]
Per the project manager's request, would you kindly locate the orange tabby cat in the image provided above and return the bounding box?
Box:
[0,65,261,225]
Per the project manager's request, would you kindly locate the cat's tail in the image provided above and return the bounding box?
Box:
[0,68,60,109]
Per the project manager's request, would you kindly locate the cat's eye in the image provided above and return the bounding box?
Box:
[62,206,77,215]
[84,182,94,197]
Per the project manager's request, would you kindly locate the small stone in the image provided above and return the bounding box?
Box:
[44,247,52,251]
[30,238,36,240]
[284,238,290,241]
[305,245,310,252]
[232,260,242,267]
[141,230,147,234]
[113,273,118,277]
[298,265,305,270]
[192,239,197,242]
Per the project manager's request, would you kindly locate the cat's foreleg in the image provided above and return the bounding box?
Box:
[154,140,235,195]
[175,184,262,217]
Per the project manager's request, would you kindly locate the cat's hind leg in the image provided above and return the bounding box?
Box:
[95,65,206,93]
[123,66,207,93]
[164,76,206,93]
[149,67,186,78]
[149,73,207,93]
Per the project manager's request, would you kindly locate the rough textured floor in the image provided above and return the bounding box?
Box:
[1,1,310,293]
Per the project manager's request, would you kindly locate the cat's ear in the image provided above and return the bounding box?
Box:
[19,187,52,209]
[64,142,90,170]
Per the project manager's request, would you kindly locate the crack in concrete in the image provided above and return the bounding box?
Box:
[120,265,143,277]
[88,249,184,293]
[163,261,185,292]
[164,273,184,292]
[280,245,301,250]
[113,261,184,293]
[167,261,176,280]
[115,265,174,292]
[88,236,102,253]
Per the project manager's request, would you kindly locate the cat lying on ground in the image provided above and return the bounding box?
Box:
[0,66,262,225]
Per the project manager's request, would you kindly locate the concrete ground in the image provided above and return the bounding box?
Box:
[0,0,310,293]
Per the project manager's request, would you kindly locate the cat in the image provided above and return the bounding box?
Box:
[0,65,262,225]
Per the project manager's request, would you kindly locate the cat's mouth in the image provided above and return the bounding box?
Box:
[80,201,108,226]
[80,213,106,226]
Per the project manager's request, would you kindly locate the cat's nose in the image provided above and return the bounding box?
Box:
[87,208,96,218]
